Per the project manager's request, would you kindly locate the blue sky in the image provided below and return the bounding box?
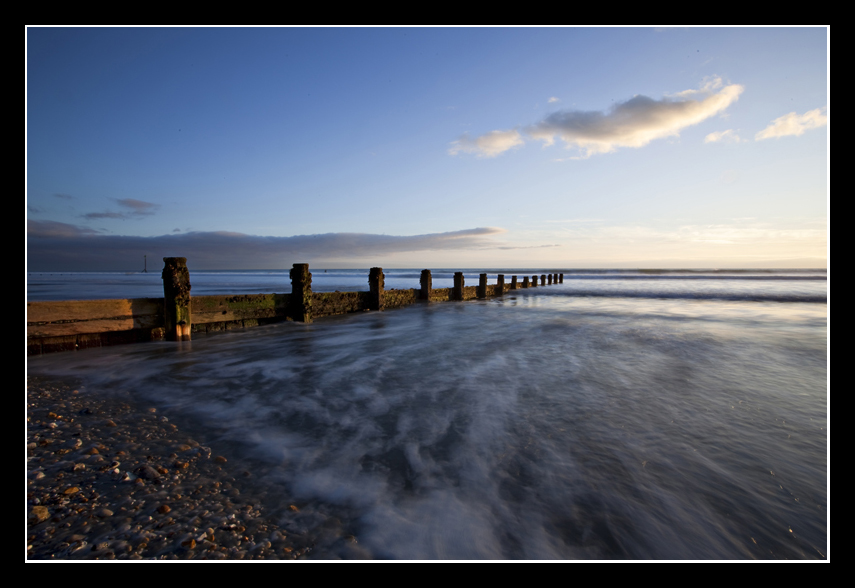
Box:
[26,26,828,270]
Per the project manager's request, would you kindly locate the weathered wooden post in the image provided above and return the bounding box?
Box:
[420,269,432,301]
[289,263,313,323]
[530,274,538,287]
[511,275,517,290]
[496,274,505,296]
[522,276,529,288]
[540,275,546,286]
[559,273,564,283]
[162,257,191,341]
[553,273,558,284]
[453,272,465,300]
[369,267,385,311]
[477,273,488,299]
[548,274,553,285]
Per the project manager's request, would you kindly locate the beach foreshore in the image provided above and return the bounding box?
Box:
[26,376,347,560]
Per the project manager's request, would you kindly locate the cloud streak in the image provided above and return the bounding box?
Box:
[81,198,160,221]
[448,130,524,158]
[755,108,827,140]
[450,78,744,158]
[704,129,742,143]
[27,221,509,271]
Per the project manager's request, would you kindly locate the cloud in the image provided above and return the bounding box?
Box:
[53,193,74,200]
[27,221,509,271]
[81,198,160,221]
[450,78,744,159]
[755,108,828,140]
[115,198,159,215]
[548,97,560,103]
[83,211,127,220]
[448,130,524,158]
[704,129,742,143]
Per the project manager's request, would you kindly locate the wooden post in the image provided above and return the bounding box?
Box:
[511,275,517,290]
[289,263,312,323]
[420,269,432,301]
[162,257,191,341]
[540,275,546,286]
[496,274,505,296]
[453,272,465,300]
[531,274,538,287]
[559,273,564,283]
[478,273,488,299]
[522,276,529,288]
[369,267,385,311]
[548,274,553,285]
[553,273,558,284]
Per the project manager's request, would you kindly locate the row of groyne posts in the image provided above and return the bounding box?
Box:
[26,258,564,354]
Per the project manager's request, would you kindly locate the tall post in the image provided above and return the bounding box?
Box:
[540,275,546,286]
[369,267,385,311]
[511,275,517,290]
[289,263,313,323]
[420,269,432,301]
[453,272,465,301]
[162,257,191,341]
[531,274,538,287]
[522,276,529,288]
[496,274,505,296]
[553,273,558,284]
[559,273,564,284]
[478,273,488,299]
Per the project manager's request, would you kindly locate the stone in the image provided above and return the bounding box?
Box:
[29,506,49,525]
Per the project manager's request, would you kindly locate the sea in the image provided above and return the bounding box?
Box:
[26,268,828,560]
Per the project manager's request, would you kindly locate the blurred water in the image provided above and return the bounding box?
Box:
[27,277,828,559]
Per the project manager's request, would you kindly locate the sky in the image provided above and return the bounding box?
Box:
[26,26,829,271]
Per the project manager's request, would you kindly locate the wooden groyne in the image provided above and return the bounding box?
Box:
[27,259,564,355]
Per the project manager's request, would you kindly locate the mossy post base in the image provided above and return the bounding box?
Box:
[420,270,432,301]
[369,267,385,311]
[290,263,312,323]
[453,272,465,301]
[162,257,191,341]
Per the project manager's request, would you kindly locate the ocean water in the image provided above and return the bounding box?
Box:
[26,269,828,559]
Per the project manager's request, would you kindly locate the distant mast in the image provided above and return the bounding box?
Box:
[142,255,148,273]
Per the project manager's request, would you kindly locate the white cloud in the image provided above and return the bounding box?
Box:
[448,129,524,158]
[704,129,742,143]
[547,97,560,103]
[755,108,828,140]
[450,78,744,159]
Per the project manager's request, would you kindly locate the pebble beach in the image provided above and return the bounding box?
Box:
[26,376,358,560]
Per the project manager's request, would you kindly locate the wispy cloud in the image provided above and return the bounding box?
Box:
[755,108,828,140]
[547,97,560,103]
[450,77,744,159]
[704,129,742,143]
[83,211,127,220]
[27,221,509,270]
[81,198,160,221]
[116,198,159,215]
[448,130,524,158]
